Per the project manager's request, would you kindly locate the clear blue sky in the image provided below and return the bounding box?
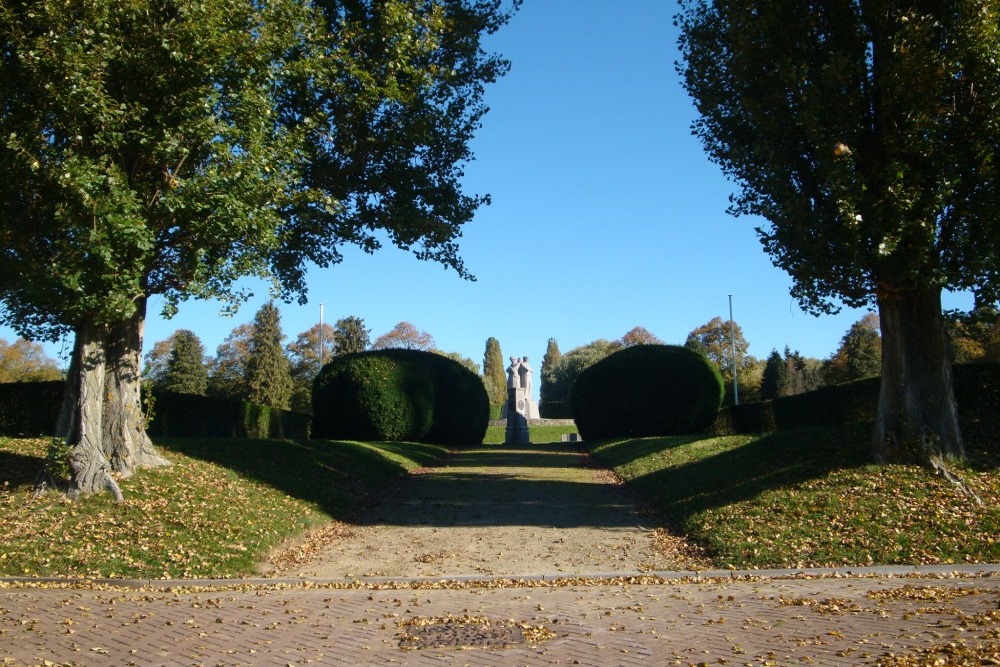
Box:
[2,1,973,399]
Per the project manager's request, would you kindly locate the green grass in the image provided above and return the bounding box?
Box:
[586,424,1000,569]
[482,423,579,444]
[0,436,447,579]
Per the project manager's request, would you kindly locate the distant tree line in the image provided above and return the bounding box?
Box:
[142,307,480,414]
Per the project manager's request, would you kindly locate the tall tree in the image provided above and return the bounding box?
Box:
[332,316,371,356]
[539,338,563,405]
[620,326,663,347]
[0,0,517,496]
[243,302,292,410]
[161,330,208,396]
[825,314,883,384]
[684,317,757,405]
[677,1,1000,466]
[0,338,62,382]
[944,306,1000,363]
[760,349,788,401]
[286,322,336,412]
[207,324,254,400]
[482,337,506,406]
[372,322,435,351]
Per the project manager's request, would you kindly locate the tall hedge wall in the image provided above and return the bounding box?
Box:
[0,381,310,440]
[0,380,63,436]
[712,363,1000,435]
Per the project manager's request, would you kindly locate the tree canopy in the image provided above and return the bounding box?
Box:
[0,0,519,496]
[372,321,436,351]
[677,0,1000,465]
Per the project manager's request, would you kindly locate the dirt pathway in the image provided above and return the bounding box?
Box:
[276,441,700,579]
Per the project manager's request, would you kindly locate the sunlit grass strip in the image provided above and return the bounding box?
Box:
[587,426,1000,569]
[0,437,447,579]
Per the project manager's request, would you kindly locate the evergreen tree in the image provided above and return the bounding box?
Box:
[540,338,563,405]
[243,302,292,409]
[482,337,506,406]
[760,349,787,401]
[161,330,207,395]
[332,316,371,356]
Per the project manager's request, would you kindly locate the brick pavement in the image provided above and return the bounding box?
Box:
[1,567,998,666]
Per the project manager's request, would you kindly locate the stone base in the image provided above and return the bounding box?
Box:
[499,388,539,420]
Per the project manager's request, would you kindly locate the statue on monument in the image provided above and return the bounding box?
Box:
[518,356,533,397]
[506,356,521,389]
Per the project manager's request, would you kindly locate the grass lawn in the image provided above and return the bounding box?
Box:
[0,437,447,579]
[586,423,1000,569]
[482,423,579,444]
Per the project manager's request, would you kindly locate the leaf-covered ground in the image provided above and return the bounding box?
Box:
[0,437,446,579]
[586,423,1000,569]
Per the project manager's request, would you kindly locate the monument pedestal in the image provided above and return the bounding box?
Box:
[504,388,531,445]
[500,388,540,420]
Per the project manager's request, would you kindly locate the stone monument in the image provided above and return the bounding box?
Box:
[503,355,539,445]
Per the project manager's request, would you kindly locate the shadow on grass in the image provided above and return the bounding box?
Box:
[0,450,43,489]
[588,424,874,527]
[156,438,448,520]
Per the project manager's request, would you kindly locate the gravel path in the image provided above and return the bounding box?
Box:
[276,441,698,579]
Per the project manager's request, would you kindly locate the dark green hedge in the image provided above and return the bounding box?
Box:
[0,380,63,436]
[539,400,573,419]
[571,344,724,440]
[712,363,1000,435]
[0,381,310,440]
[147,391,311,440]
[312,349,489,446]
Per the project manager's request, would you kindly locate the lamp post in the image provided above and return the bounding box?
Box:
[728,295,739,406]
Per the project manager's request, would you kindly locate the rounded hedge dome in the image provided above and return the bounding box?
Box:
[312,349,488,446]
[570,344,724,440]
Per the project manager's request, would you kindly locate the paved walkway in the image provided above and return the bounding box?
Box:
[2,567,998,666]
[2,441,997,665]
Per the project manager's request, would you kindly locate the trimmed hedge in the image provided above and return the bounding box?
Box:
[312,349,489,446]
[571,344,724,440]
[0,381,310,440]
[712,363,1000,435]
[147,391,311,440]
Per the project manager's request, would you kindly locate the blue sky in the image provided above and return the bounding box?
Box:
[2,1,973,399]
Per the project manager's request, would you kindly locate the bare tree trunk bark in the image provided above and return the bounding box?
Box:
[103,298,170,476]
[63,323,123,501]
[874,283,965,467]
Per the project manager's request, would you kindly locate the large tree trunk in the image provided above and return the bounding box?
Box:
[873,283,964,465]
[60,323,123,501]
[103,298,170,476]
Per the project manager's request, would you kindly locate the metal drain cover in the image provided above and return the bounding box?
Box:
[399,621,526,650]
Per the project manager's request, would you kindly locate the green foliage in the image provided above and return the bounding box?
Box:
[243,302,293,410]
[945,306,1000,363]
[312,349,488,446]
[677,0,1000,313]
[684,317,760,406]
[161,329,207,396]
[571,345,724,440]
[45,437,72,485]
[332,316,370,356]
[714,363,1000,437]
[147,391,310,440]
[824,313,882,384]
[482,337,506,406]
[207,323,253,399]
[539,337,562,409]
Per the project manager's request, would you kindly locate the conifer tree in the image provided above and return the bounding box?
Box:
[540,338,563,405]
[162,330,207,396]
[482,337,505,406]
[333,316,371,356]
[243,302,293,409]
